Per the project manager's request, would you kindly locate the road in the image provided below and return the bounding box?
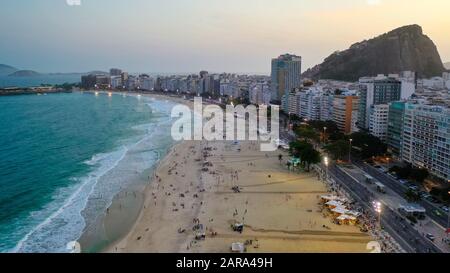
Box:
[328,164,441,253]
[353,159,448,229]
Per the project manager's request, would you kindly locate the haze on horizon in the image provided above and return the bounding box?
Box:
[1,0,449,74]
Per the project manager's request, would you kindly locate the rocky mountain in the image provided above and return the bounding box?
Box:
[0,64,18,76]
[302,25,445,81]
[444,62,450,70]
[8,70,40,77]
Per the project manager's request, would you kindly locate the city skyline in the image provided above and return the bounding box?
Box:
[1,0,450,73]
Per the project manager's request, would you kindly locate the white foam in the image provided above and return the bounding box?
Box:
[11,96,178,253]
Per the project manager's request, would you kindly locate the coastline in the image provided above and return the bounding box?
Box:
[78,91,192,253]
[99,96,373,253]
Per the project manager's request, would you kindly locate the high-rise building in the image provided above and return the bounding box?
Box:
[358,75,402,130]
[368,104,390,141]
[387,101,406,158]
[333,95,359,134]
[401,102,450,180]
[110,68,122,76]
[110,76,122,89]
[121,72,129,85]
[298,89,320,120]
[271,54,302,104]
[320,94,334,121]
[81,74,110,89]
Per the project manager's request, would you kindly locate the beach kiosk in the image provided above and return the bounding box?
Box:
[288,157,301,168]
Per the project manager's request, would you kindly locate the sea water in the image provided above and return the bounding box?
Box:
[0,92,177,252]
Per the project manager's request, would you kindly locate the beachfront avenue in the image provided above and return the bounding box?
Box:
[176,257,273,271]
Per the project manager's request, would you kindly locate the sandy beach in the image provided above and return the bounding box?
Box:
[105,132,373,253]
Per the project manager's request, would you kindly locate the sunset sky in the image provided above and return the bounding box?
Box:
[1,0,449,73]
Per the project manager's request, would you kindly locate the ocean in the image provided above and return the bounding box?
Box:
[0,92,177,252]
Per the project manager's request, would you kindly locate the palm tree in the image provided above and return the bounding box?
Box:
[301,148,321,172]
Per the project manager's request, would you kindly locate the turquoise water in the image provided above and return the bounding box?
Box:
[0,92,176,252]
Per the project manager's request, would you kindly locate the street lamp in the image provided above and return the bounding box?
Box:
[323,127,327,145]
[348,139,353,164]
[373,201,382,230]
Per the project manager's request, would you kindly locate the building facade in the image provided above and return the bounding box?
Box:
[358,75,402,131]
[333,95,359,134]
[271,54,302,103]
[401,102,450,180]
[369,104,390,141]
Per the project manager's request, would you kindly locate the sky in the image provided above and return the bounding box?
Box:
[1,0,449,74]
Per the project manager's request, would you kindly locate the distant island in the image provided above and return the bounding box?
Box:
[8,70,41,77]
[0,64,18,76]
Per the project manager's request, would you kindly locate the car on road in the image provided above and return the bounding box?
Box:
[434,210,443,217]
[429,197,441,204]
[387,172,396,178]
[425,233,435,242]
[398,179,408,185]
[418,191,428,198]
[440,206,449,212]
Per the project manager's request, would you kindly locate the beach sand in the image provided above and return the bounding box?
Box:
[105,137,372,253]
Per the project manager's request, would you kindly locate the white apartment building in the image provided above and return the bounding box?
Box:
[249,83,271,105]
[320,94,334,121]
[141,77,155,91]
[401,102,450,180]
[298,89,321,120]
[399,71,416,99]
[110,76,122,89]
[369,104,389,141]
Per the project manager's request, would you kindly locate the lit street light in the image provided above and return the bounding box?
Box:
[373,201,382,230]
[323,156,329,180]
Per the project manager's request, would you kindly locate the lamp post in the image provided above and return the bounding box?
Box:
[373,201,382,230]
[348,138,353,164]
[323,127,327,145]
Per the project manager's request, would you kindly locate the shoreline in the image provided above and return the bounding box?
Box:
[78,91,192,253]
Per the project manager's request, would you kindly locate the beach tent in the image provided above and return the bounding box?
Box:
[325,200,344,209]
[331,207,349,216]
[231,242,245,253]
[320,195,348,204]
[320,195,338,201]
[347,210,362,218]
